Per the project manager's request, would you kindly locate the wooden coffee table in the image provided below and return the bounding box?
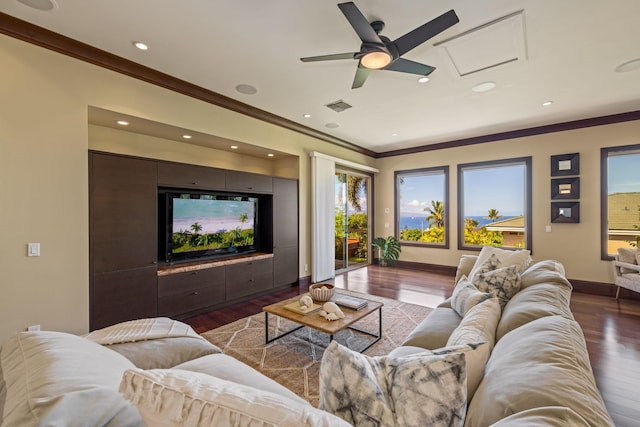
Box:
[263,292,383,353]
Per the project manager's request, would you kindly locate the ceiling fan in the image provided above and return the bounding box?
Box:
[300,2,459,89]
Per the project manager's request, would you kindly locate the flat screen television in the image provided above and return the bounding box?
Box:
[159,190,258,263]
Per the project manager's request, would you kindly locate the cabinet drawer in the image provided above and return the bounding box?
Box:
[158,267,225,298]
[225,171,272,193]
[226,258,273,300]
[158,283,225,318]
[158,162,225,189]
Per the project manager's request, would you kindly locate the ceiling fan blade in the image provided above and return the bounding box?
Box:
[385,58,435,76]
[300,52,356,62]
[338,2,384,45]
[352,65,370,89]
[393,9,459,56]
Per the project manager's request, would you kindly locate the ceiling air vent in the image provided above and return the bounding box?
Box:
[325,100,352,113]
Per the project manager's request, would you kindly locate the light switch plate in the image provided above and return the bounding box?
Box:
[28,243,40,256]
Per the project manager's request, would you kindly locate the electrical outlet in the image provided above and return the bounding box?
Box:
[304,263,308,272]
[27,324,40,332]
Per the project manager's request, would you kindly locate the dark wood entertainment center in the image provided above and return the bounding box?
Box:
[89,151,299,331]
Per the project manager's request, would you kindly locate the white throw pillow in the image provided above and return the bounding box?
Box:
[0,331,141,427]
[447,297,501,400]
[451,276,493,317]
[120,368,350,427]
[472,262,522,308]
[468,246,531,280]
[319,341,467,427]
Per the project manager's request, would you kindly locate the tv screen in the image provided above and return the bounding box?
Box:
[162,192,258,262]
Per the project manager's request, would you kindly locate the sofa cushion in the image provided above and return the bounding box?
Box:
[401,307,461,350]
[447,297,500,400]
[120,367,348,427]
[454,254,478,284]
[450,277,493,317]
[468,246,531,280]
[472,263,522,308]
[174,353,307,405]
[107,337,221,369]
[496,282,574,340]
[488,406,590,426]
[0,331,142,427]
[465,316,614,427]
[319,341,466,427]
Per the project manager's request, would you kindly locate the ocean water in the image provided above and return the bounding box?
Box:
[399,215,516,230]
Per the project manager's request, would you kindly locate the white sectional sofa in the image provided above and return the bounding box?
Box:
[0,247,614,426]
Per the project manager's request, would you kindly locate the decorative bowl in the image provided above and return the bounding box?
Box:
[309,283,335,302]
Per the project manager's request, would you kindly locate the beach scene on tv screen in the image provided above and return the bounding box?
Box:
[172,197,255,253]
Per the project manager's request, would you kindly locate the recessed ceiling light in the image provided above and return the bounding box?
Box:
[417,76,430,83]
[392,133,399,137]
[325,123,340,129]
[471,81,497,92]
[542,101,553,107]
[235,84,258,95]
[230,145,238,149]
[116,120,129,126]
[303,114,311,118]
[267,153,275,157]
[133,41,149,51]
[615,58,640,73]
[17,0,57,11]
[182,135,192,139]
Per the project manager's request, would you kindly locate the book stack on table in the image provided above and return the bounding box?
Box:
[335,295,368,310]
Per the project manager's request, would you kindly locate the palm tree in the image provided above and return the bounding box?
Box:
[190,222,203,234]
[485,208,503,223]
[424,200,445,228]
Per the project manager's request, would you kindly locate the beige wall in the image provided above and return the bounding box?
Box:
[0,34,375,342]
[374,120,640,284]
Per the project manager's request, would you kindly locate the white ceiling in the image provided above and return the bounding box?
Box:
[2,0,640,154]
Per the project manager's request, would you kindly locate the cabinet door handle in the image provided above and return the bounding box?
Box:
[191,291,199,295]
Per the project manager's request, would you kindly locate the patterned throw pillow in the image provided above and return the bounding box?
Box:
[451,276,493,317]
[319,341,467,427]
[468,246,531,281]
[472,263,522,308]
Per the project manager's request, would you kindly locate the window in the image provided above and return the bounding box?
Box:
[601,145,640,259]
[458,157,532,250]
[395,167,449,248]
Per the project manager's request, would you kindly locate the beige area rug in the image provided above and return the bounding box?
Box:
[200,292,432,406]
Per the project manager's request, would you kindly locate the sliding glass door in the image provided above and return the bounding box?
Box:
[335,170,371,273]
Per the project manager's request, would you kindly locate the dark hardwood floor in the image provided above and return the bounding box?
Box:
[185,265,640,427]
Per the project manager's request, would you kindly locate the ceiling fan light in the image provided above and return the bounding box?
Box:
[361,51,392,69]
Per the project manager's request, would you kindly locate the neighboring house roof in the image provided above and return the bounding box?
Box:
[608,193,640,231]
[484,215,525,232]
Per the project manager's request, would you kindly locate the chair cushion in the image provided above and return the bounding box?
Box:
[617,247,639,273]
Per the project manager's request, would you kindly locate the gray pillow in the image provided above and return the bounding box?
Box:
[450,276,493,317]
[472,263,522,308]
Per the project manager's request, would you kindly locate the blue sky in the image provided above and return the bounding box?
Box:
[609,153,640,194]
[399,164,525,218]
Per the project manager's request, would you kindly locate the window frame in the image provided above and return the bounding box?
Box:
[457,157,532,251]
[600,144,640,260]
[394,166,450,249]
